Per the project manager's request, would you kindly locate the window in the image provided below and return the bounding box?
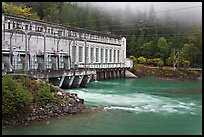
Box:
[100,49,104,63]
[90,35,93,40]
[46,55,52,69]
[105,49,108,62]
[51,28,53,34]
[8,22,10,29]
[35,24,37,31]
[114,50,116,63]
[79,47,83,62]
[58,54,64,69]
[81,33,84,38]
[96,48,99,62]
[72,46,76,63]
[13,22,15,29]
[109,49,112,62]
[25,24,28,30]
[91,48,94,62]
[40,27,43,32]
[58,30,62,36]
[117,50,120,63]
[17,23,21,29]
[85,47,89,62]
[30,54,38,70]
[13,53,22,70]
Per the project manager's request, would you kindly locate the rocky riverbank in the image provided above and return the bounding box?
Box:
[2,86,102,129]
[132,66,202,81]
[2,74,102,129]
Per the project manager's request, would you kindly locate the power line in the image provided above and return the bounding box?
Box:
[155,5,202,14]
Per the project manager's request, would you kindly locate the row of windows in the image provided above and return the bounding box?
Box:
[4,18,121,45]
[77,47,120,63]
[4,50,121,71]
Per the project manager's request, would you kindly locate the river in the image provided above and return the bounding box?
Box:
[2,78,202,135]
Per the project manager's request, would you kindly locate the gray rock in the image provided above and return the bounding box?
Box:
[63,106,69,113]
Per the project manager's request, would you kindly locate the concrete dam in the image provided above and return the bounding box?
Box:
[2,13,133,88]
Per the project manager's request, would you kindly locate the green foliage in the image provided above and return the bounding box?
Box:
[137,56,147,64]
[2,73,57,118]
[48,83,56,93]
[17,77,39,103]
[166,48,176,66]
[153,58,161,66]
[37,84,54,104]
[128,35,137,56]
[146,59,154,65]
[140,41,155,58]
[2,75,32,117]
[189,26,202,50]
[129,55,137,64]
[182,60,190,68]
[157,37,170,62]
[2,2,39,19]
[157,60,164,67]
[166,57,172,66]
[180,43,201,68]
[59,3,77,26]
[42,2,61,23]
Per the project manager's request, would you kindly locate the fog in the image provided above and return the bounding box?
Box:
[78,2,202,26]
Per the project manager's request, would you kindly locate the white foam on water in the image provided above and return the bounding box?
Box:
[66,89,197,114]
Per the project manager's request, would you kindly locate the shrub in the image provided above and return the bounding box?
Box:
[153,58,161,66]
[146,59,154,65]
[37,85,54,104]
[182,60,190,68]
[129,55,137,63]
[166,57,173,66]
[2,75,32,117]
[137,56,147,64]
[157,60,164,67]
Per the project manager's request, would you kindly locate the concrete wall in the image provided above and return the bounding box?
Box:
[2,13,127,73]
[2,13,129,88]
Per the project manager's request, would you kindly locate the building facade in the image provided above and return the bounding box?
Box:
[2,13,128,88]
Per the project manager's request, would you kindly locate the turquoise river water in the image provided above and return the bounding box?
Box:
[2,78,202,135]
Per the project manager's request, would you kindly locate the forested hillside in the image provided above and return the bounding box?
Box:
[2,2,202,68]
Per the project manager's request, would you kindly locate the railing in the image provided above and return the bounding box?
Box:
[78,63,126,69]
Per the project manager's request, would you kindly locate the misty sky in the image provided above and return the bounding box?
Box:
[78,2,202,24]
[80,2,201,12]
